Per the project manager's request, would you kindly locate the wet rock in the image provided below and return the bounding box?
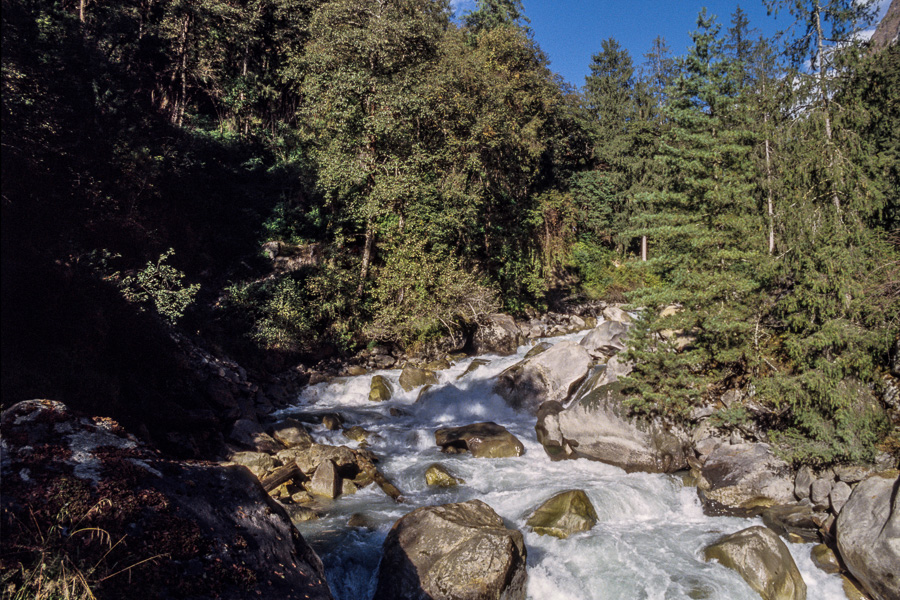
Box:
[308,459,341,499]
[369,375,393,402]
[458,358,491,380]
[471,313,525,356]
[342,425,372,444]
[398,365,439,392]
[761,504,822,544]
[348,513,375,529]
[0,400,334,600]
[321,413,343,430]
[422,358,452,371]
[373,500,527,600]
[435,422,525,458]
[228,418,282,453]
[810,544,841,574]
[580,320,630,357]
[704,526,807,600]
[525,489,598,539]
[536,381,689,474]
[699,443,794,515]
[524,341,553,359]
[341,479,359,496]
[226,451,276,479]
[269,418,314,449]
[836,471,900,600]
[494,340,591,414]
[425,463,464,487]
[829,481,852,514]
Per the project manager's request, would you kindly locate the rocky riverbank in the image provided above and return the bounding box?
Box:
[3,305,898,600]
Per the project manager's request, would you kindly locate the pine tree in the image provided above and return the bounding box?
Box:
[623,10,764,418]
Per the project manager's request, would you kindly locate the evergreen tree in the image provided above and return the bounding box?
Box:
[624,10,763,417]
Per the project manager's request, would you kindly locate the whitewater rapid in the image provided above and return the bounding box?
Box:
[278,332,849,600]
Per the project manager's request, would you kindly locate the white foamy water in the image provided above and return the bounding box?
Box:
[278,332,849,600]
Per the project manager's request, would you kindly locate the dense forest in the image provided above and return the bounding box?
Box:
[2,0,898,465]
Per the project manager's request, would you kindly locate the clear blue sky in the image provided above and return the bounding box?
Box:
[451,0,893,88]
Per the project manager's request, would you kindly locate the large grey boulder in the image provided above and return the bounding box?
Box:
[525,489,598,539]
[494,340,591,414]
[398,365,439,392]
[580,320,630,357]
[373,500,527,600]
[471,314,525,356]
[704,526,807,600]
[836,471,900,600]
[535,381,689,473]
[698,443,794,515]
[435,422,525,458]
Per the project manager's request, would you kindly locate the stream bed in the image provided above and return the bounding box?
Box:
[278,332,849,600]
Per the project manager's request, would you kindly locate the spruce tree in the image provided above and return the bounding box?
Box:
[623,10,763,418]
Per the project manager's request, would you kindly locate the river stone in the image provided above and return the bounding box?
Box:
[269,418,314,449]
[580,320,630,357]
[761,504,822,543]
[308,459,341,499]
[322,413,343,430]
[343,425,371,443]
[810,544,841,574]
[494,340,591,414]
[829,481,852,514]
[535,381,689,473]
[373,500,527,600]
[834,464,872,483]
[471,313,525,356]
[810,478,833,509]
[704,526,807,600]
[836,471,900,600]
[435,422,525,458]
[398,365,439,392]
[227,451,276,479]
[369,375,393,402]
[425,463,464,487]
[794,466,814,501]
[525,489,598,539]
[458,358,491,380]
[699,443,794,515]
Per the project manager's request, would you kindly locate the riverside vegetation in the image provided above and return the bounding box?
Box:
[1,0,899,598]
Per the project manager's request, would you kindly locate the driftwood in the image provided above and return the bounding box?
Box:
[261,464,302,492]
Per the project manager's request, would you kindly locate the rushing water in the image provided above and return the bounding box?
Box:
[278,331,850,600]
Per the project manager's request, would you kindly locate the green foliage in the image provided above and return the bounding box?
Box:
[119,250,200,324]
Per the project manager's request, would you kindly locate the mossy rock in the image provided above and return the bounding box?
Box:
[369,375,393,402]
[525,489,598,539]
[425,464,464,487]
[458,359,490,380]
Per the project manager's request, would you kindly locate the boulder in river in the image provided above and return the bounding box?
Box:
[269,417,314,449]
[425,463,464,487]
[0,400,334,600]
[836,471,900,600]
[369,375,393,402]
[373,499,527,600]
[435,422,525,458]
[493,340,591,414]
[698,443,795,515]
[535,381,689,473]
[525,489,598,539]
[471,313,525,356]
[703,525,807,600]
[398,365,439,392]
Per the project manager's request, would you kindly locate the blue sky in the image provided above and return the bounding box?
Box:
[451,0,893,88]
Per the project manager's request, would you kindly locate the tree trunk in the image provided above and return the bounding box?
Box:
[357,216,375,295]
[641,236,648,261]
[814,2,841,212]
[764,113,775,254]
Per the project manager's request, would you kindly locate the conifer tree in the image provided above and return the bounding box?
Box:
[623,10,763,417]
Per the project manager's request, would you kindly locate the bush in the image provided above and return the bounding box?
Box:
[118,249,199,324]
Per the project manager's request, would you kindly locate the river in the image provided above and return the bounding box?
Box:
[278,331,850,600]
